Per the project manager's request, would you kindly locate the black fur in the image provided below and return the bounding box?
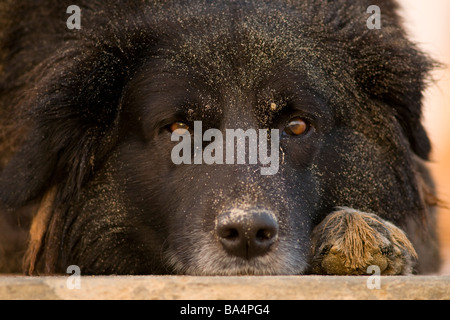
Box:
[0,0,440,274]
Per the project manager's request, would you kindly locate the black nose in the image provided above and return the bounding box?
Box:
[216,209,279,259]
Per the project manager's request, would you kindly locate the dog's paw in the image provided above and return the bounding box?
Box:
[310,208,417,275]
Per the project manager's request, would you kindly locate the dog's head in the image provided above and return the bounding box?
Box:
[0,0,433,275]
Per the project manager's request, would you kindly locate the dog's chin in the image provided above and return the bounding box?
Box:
[165,242,309,276]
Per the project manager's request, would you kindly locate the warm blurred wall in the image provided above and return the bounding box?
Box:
[399,0,450,274]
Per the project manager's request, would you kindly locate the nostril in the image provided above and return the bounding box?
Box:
[256,228,274,242]
[219,227,239,240]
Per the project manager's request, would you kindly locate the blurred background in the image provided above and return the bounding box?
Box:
[399,0,450,274]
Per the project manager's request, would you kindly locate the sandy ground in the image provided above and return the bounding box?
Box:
[0,275,449,300]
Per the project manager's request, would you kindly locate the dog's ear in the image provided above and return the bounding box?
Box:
[365,47,434,160]
[0,131,58,208]
[392,102,432,160]
[0,4,161,209]
[0,46,129,209]
[380,48,434,161]
[0,119,118,209]
[352,2,435,160]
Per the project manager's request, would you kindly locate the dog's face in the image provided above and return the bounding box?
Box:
[114,47,326,275]
[0,0,433,275]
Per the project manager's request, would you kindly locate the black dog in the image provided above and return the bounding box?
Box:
[0,0,440,275]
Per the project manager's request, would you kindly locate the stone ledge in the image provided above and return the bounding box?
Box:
[0,275,449,300]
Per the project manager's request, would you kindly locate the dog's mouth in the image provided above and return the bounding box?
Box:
[164,208,309,275]
[165,241,309,276]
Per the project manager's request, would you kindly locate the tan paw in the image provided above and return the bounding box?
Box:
[310,208,417,275]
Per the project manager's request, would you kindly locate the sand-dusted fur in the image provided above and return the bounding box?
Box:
[0,0,440,275]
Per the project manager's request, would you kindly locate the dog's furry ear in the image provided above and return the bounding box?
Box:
[0,85,121,209]
[353,0,434,160]
[0,119,118,208]
[367,47,434,161]
[0,133,58,208]
[0,4,160,208]
[318,0,433,160]
[0,45,144,209]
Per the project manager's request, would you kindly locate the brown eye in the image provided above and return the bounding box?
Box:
[284,117,309,136]
[169,122,190,134]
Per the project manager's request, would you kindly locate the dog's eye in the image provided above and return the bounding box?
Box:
[283,117,309,136]
[169,122,190,135]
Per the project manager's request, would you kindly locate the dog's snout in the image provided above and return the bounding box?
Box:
[215,209,279,259]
